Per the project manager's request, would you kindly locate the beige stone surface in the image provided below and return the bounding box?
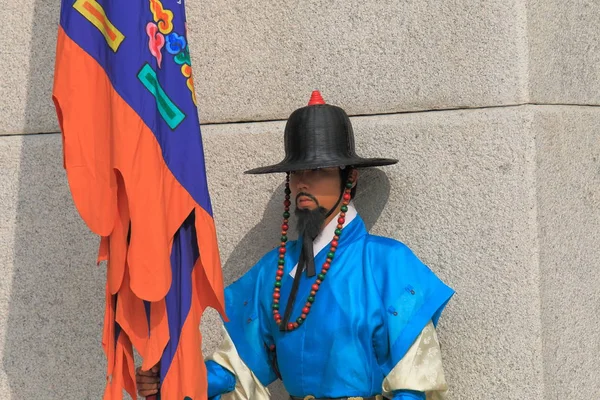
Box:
[528,1,600,105]
[1,0,598,398]
[189,0,529,122]
[0,137,21,396]
[1,0,60,135]
[2,0,529,134]
[534,107,600,399]
[0,134,106,399]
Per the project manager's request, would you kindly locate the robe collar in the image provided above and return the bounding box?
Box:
[289,201,359,278]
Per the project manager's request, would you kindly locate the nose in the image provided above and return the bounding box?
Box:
[292,171,309,192]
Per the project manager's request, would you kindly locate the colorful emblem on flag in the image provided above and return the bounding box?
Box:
[52,0,226,398]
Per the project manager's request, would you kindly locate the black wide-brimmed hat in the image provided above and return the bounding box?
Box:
[244,91,398,174]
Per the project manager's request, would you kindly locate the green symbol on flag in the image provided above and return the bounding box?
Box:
[174,46,191,65]
[137,63,186,130]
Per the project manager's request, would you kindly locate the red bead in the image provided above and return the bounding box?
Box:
[301,313,307,319]
[282,224,289,231]
[339,213,346,218]
[323,262,330,269]
[302,307,310,314]
[330,246,336,252]
[338,217,345,224]
[273,310,278,315]
[310,291,316,296]
[287,323,294,331]
[331,240,338,248]
[316,279,322,284]
[279,248,286,254]
[277,270,284,277]
[276,276,282,281]
[337,224,343,229]
[321,269,327,274]
[343,193,351,201]
[279,254,285,259]
[326,258,332,263]
[284,200,291,207]
[333,236,339,241]
[312,284,319,291]
[273,292,280,299]
[273,299,279,303]
[305,302,312,308]
[269,344,276,351]
[293,322,299,328]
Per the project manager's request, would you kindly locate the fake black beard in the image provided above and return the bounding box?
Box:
[294,206,327,240]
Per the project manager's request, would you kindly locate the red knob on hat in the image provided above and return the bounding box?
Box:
[308,90,326,105]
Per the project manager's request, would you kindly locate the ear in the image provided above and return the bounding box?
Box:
[350,168,359,187]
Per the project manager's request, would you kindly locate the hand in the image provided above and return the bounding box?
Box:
[136,365,160,397]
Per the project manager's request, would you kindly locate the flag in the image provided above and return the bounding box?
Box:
[52,0,226,398]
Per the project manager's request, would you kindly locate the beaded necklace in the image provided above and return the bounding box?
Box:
[272,172,354,331]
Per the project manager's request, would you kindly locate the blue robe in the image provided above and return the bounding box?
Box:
[209,215,454,399]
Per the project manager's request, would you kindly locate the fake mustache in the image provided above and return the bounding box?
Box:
[295,192,319,206]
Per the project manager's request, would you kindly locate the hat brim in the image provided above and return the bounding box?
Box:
[244,157,399,174]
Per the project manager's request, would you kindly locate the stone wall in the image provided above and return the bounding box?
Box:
[0,1,598,399]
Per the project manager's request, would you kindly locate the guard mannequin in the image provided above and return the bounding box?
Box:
[136,91,454,400]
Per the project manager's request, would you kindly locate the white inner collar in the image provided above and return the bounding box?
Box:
[289,201,357,277]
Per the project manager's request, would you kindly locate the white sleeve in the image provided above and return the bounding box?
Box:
[382,321,449,400]
[206,324,271,400]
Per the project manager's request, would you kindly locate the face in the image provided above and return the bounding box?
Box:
[290,167,357,213]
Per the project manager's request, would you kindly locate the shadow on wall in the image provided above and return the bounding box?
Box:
[221,168,391,399]
[2,0,108,397]
[223,168,392,286]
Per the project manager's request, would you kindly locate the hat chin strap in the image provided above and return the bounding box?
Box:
[324,189,344,220]
[298,169,349,222]
[323,167,352,220]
